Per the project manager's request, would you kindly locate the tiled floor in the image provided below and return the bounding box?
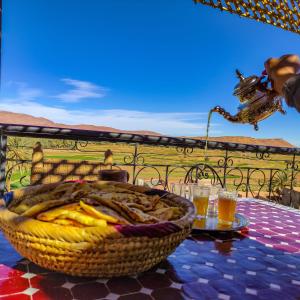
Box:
[0,199,300,299]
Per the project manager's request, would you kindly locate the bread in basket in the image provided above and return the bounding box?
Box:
[0,181,195,277]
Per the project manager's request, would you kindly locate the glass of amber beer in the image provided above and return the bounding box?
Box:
[218,190,238,224]
[192,186,210,217]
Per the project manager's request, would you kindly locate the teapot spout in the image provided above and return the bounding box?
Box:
[211,106,239,123]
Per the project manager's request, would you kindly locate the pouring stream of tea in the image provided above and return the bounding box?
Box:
[204,109,214,162]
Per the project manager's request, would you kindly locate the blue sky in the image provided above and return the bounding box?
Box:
[1,0,300,145]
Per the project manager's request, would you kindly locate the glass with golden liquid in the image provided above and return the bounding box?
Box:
[193,217,206,228]
[218,190,238,224]
[192,186,210,217]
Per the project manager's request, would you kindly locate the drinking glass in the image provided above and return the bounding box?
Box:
[136,178,145,186]
[208,184,222,216]
[187,182,198,201]
[192,185,210,217]
[218,190,238,224]
[193,217,206,228]
[144,180,154,188]
[171,183,185,197]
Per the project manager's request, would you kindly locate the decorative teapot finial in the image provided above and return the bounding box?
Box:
[235,69,245,81]
[210,69,286,130]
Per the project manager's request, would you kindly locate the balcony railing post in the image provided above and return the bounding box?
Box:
[289,153,296,206]
[222,149,229,187]
[0,133,7,197]
[164,165,169,191]
[132,143,138,184]
[245,168,250,198]
[268,169,273,200]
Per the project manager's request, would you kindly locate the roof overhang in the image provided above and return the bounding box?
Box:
[194,0,300,34]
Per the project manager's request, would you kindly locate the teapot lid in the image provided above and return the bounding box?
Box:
[233,70,260,97]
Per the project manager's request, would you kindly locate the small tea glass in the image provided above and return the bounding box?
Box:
[192,185,210,218]
[170,183,185,197]
[136,178,145,186]
[218,190,238,225]
[208,184,222,216]
[187,182,198,201]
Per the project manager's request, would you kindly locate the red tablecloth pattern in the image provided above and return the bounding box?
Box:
[0,199,300,300]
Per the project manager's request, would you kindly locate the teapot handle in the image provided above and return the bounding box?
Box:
[260,70,278,94]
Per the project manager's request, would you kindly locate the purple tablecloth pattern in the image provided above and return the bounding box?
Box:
[0,198,299,300]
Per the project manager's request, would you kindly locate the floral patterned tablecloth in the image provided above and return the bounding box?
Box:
[0,198,300,300]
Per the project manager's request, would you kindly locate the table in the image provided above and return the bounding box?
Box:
[0,198,300,300]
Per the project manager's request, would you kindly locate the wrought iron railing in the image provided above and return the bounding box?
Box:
[1,123,299,207]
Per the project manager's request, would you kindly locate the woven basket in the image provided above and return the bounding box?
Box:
[0,182,195,277]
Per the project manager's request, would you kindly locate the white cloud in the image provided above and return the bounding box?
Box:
[3,82,43,101]
[0,81,220,136]
[18,87,43,100]
[0,99,220,136]
[55,78,107,102]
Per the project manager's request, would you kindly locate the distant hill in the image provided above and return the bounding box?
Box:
[0,111,296,148]
[0,111,161,136]
[193,136,295,148]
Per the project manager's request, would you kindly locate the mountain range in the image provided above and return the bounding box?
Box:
[0,111,295,148]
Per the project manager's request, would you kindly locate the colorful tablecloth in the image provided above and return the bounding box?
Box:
[0,199,300,300]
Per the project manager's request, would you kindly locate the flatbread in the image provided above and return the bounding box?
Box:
[9,181,184,226]
[94,205,131,225]
[149,207,182,221]
[112,201,159,224]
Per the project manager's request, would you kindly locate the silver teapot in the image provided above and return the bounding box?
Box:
[211,70,286,130]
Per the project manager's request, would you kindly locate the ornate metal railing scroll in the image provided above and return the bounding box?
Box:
[184,164,224,187]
